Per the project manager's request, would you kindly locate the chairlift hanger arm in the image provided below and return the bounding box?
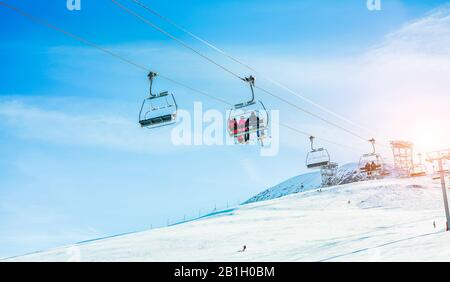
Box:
[138,98,147,125]
[233,76,257,109]
[172,93,178,111]
[309,136,315,151]
[148,71,158,97]
[260,100,269,130]
[369,138,376,154]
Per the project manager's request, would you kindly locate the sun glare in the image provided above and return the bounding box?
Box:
[410,122,449,153]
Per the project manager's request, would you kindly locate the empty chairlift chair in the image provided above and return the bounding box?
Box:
[306,136,331,169]
[411,164,427,177]
[410,154,428,177]
[139,72,178,129]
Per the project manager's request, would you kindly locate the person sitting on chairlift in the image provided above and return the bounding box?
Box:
[365,162,372,176]
[238,116,246,144]
[244,118,250,143]
[370,161,378,172]
[249,111,260,138]
[228,118,238,137]
[228,118,234,136]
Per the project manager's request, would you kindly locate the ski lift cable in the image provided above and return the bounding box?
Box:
[126,0,391,151]
[0,1,359,154]
[254,85,368,141]
[110,0,244,82]
[0,1,230,106]
[0,2,149,73]
[281,124,358,152]
[110,0,372,143]
[127,0,379,137]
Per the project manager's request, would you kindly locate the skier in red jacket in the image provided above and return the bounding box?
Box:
[237,116,246,144]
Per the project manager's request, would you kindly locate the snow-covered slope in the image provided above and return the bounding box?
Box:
[4,176,450,262]
[244,163,365,204]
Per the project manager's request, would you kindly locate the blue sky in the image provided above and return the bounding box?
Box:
[1,0,450,258]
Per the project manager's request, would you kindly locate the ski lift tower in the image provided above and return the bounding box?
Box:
[426,150,450,231]
[305,136,338,187]
[390,140,414,177]
[321,162,339,187]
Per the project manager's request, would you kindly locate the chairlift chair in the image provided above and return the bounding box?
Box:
[410,154,427,177]
[359,138,384,174]
[410,164,427,177]
[306,136,331,169]
[227,76,269,143]
[139,72,178,129]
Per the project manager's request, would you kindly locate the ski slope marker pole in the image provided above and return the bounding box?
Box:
[438,158,450,231]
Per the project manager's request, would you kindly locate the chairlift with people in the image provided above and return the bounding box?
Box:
[227,76,269,145]
[306,136,331,169]
[359,138,384,175]
[139,72,178,129]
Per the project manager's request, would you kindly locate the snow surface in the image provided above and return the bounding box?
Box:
[244,163,364,204]
[4,175,450,262]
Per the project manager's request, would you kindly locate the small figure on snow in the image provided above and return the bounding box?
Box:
[238,245,247,252]
[433,221,436,229]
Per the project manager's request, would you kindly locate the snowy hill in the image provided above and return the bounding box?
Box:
[244,163,366,204]
[4,175,450,262]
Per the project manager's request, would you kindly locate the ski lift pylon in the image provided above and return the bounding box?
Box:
[139,72,178,129]
[227,76,269,144]
[306,136,331,169]
[321,162,339,187]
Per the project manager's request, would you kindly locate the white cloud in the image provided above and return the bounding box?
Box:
[362,5,450,96]
[356,5,450,151]
[0,100,178,155]
[240,158,261,184]
[371,5,450,56]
